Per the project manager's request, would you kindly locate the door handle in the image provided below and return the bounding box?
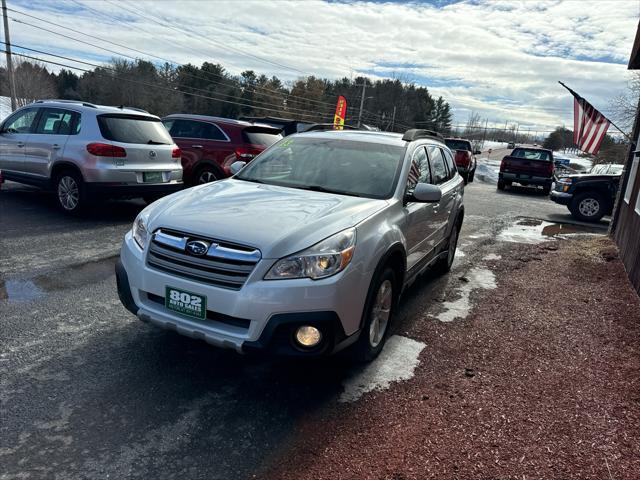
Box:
[17,142,25,148]
[191,144,203,148]
[52,144,61,150]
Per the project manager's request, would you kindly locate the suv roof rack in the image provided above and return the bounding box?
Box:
[36,99,98,108]
[402,129,443,142]
[301,123,360,133]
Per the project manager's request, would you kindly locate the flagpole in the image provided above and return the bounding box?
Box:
[558,81,634,143]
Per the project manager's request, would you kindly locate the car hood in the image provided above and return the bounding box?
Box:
[147,179,388,259]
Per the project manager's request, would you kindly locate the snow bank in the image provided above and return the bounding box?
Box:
[553,150,592,172]
[482,140,508,150]
[474,157,501,183]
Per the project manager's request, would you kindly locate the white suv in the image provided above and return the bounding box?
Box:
[0,100,183,213]
[116,129,464,361]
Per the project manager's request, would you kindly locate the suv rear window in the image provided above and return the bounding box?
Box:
[97,114,173,145]
[242,127,283,146]
[445,139,471,151]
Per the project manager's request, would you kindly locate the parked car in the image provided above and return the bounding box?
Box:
[238,116,312,136]
[162,115,283,185]
[0,100,183,213]
[444,138,477,184]
[498,146,554,194]
[551,166,622,222]
[507,142,516,149]
[116,129,464,361]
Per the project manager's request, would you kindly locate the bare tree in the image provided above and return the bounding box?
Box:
[610,71,640,135]
[11,60,57,106]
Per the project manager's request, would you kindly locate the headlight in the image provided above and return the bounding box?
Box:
[265,228,356,280]
[132,210,151,249]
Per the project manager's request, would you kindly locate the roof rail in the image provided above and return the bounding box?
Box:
[36,99,98,108]
[117,105,150,114]
[301,123,360,133]
[402,128,443,142]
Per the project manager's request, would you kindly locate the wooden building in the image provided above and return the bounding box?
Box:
[611,22,640,294]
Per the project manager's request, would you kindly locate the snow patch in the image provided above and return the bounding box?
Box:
[0,96,12,122]
[498,219,553,244]
[482,253,502,261]
[437,268,497,323]
[339,335,425,403]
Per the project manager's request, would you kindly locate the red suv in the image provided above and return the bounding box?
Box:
[162,115,283,185]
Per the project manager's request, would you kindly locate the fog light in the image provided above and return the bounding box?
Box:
[295,325,322,348]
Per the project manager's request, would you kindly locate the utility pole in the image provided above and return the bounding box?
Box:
[390,105,396,132]
[481,118,488,148]
[2,0,17,111]
[357,82,366,128]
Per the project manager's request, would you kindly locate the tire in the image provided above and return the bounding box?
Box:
[434,222,460,274]
[569,191,607,222]
[542,186,551,195]
[351,267,398,362]
[194,165,223,185]
[143,194,164,205]
[462,173,469,185]
[55,170,87,215]
[497,179,505,190]
[468,169,475,183]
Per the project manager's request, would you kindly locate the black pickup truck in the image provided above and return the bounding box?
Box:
[498,147,555,194]
[550,165,623,222]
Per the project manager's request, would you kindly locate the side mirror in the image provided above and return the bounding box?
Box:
[412,183,442,203]
[229,161,247,175]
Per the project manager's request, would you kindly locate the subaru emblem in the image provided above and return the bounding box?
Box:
[185,240,209,256]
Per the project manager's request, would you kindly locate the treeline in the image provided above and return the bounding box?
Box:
[0,59,453,133]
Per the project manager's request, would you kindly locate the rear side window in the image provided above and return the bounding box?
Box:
[442,148,457,179]
[35,108,80,135]
[166,119,228,141]
[427,146,448,184]
[2,108,39,134]
[98,114,173,145]
[242,128,283,146]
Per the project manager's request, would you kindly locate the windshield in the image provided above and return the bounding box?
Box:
[511,148,551,161]
[98,114,173,145]
[235,136,405,199]
[445,139,471,151]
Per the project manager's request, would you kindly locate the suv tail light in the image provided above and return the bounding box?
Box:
[235,145,262,160]
[87,143,126,158]
[500,157,508,171]
[172,147,181,158]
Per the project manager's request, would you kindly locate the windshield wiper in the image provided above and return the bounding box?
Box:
[295,185,363,197]
[147,140,168,145]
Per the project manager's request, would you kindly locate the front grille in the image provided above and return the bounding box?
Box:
[146,228,260,290]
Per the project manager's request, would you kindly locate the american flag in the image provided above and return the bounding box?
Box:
[561,82,610,155]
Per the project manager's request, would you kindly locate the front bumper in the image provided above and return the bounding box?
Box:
[550,190,573,206]
[117,232,368,356]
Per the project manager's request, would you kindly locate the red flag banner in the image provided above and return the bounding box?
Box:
[333,95,347,130]
[560,82,610,155]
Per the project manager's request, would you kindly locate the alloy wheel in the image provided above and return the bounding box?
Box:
[58,176,79,211]
[579,198,600,217]
[369,279,393,348]
[198,170,217,184]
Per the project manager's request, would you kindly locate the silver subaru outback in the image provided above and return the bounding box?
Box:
[117,129,464,361]
[0,100,183,213]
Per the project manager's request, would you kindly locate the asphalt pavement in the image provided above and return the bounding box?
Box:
[0,176,606,479]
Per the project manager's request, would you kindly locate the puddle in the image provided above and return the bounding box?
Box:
[339,335,425,403]
[437,267,497,323]
[498,218,602,244]
[0,280,45,303]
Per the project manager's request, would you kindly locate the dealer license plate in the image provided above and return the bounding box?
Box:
[165,286,207,320]
[143,171,164,183]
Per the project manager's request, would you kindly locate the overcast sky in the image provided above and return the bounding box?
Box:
[5,0,639,134]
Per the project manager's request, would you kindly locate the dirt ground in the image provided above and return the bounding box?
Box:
[263,237,640,480]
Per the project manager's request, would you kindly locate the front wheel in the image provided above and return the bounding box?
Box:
[351,267,397,362]
[55,170,87,215]
[570,192,607,222]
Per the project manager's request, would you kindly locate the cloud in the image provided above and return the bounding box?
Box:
[6,0,638,133]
